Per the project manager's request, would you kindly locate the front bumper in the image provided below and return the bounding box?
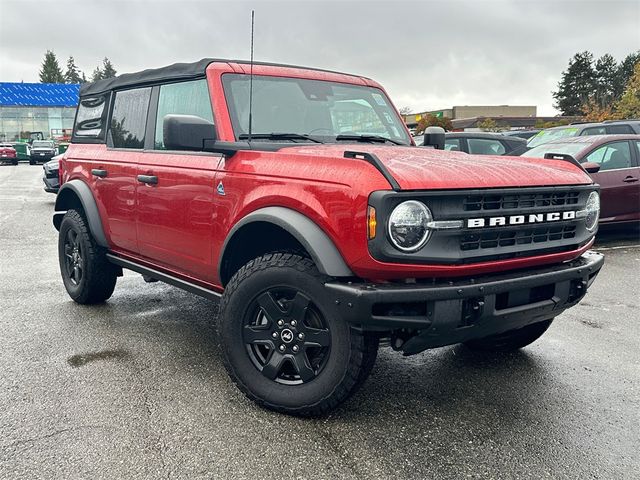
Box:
[31,152,55,162]
[42,174,59,193]
[325,251,604,354]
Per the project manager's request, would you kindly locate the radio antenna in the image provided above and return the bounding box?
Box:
[247,10,255,144]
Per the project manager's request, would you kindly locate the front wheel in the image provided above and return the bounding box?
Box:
[58,209,118,304]
[464,319,553,352]
[219,253,378,416]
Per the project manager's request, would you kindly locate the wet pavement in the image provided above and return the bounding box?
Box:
[1,164,639,479]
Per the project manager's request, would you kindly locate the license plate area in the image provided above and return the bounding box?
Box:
[495,283,555,310]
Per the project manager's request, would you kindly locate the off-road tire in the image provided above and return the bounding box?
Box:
[464,318,554,352]
[58,209,118,304]
[219,253,378,417]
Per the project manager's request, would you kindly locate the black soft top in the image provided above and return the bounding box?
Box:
[79,58,363,97]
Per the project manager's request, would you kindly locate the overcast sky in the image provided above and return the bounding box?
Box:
[1,0,638,115]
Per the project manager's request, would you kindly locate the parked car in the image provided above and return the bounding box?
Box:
[502,129,541,140]
[53,58,603,416]
[29,140,57,165]
[0,143,18,165]
[42,155,61,193]
[527,120,640,148]
[414,132,527,155]
[523,135,640,226]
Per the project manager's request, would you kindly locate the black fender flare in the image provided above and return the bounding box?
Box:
[219,207,354,281]
[53,179,109,248]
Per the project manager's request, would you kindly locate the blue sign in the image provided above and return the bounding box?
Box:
[0,82,80,107]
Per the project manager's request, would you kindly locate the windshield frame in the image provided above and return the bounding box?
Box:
[221,73,411,145]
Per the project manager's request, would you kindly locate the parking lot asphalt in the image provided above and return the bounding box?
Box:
[0,164,639,479]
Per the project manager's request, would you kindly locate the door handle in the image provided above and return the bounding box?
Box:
[91,168,108,178]
[137,174,158,185]
[623,176,639,183]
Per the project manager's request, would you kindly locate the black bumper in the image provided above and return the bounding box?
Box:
[325,251,604,354]
[31,153,55,162]
[42,173,59,193]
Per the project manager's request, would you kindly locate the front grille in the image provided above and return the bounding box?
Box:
[368,185,595,266]
[460,225,577,251]
[463,191,580,211]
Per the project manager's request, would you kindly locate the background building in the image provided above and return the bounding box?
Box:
[402,105,538,130]
[0,82,79,142]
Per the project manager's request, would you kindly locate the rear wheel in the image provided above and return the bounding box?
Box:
[219,253,378,416]
[464,319,553,352]
[58,209,118,304]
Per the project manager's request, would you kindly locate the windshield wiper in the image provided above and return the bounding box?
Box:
[335,134,406,146]
[238,133,323,143]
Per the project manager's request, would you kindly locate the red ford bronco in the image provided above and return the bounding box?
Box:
[54,59,604,416]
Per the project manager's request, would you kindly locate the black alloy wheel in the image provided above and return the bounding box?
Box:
[243,288,331,385]
[63,228,84,286]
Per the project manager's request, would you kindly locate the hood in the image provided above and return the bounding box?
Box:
[280,144,592,190]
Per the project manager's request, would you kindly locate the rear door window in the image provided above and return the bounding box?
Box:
[110,87,151,149]
[154,79,214,150]
[585,141,633,171]
[606,124,634,134]
[581,126,606,136]
[444,138,461,151]
[467,138,506,155]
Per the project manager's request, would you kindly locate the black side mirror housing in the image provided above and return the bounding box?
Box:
[582,161,601,174]
[163,114,216,151]
[423,126,445,150]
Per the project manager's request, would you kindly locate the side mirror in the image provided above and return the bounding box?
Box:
[582,161,601,174]
[163,114,216,151]
[423,126,445,150]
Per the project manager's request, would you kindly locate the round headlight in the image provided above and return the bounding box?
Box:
[388,201,432,252]
[584,191,600,231]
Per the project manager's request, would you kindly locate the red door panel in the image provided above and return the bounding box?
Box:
[66,145,139,253]
[135,152,222,283]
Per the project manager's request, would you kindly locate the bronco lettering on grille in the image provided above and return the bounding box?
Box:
[467,211,576,228]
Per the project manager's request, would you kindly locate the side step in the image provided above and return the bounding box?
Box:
[106,254,222,301]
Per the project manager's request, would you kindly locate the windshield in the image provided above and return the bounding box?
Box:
[523,142,588,159]
[527,127,579,147]
[32,141,54,148]
[222,74,411,145]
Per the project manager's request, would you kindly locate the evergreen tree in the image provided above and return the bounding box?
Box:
[553,51,596,115]
[615,62,640,119]
[101,58,117,79]
[63,56,83,84]
[593,54,618,108]
[615,51,640,98]
[39,50,64,83]
[91,66,103,82]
